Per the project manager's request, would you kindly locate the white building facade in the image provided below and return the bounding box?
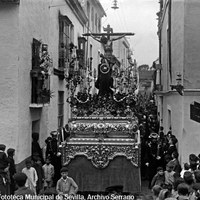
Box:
[155,0,200,164]
[0,0,105,167]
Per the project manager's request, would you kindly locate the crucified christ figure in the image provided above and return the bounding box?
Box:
[90,34,126,57]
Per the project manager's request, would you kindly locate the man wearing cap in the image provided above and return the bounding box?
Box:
[56,167,78,195]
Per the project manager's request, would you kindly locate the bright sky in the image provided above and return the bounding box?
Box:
[99,0,159,67]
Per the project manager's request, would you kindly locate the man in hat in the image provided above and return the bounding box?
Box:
[14,172,34,195]
[7,148,16,194]
[56,167,78,195]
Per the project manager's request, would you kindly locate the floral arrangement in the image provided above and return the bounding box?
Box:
[67,92,157,121]
[38,88,54,104]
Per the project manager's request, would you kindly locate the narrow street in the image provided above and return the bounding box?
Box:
[1,0,200,198]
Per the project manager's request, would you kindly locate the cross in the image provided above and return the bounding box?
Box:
[103,24,113,40]
[83,25,134,38]
[83,24,135,57]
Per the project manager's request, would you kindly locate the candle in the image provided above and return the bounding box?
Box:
[74,60,79,71]
[94,68,96,79]
[137,130,140,144]
[64,63,69,77]
[72,46,77,59]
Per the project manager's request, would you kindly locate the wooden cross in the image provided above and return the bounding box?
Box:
[83,24,135,56]
[83,25,134,38]
[103,24,113,40]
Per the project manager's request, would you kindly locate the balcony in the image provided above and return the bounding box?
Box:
[30,38,53,107]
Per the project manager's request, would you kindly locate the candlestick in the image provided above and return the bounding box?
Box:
[74,60,79,71]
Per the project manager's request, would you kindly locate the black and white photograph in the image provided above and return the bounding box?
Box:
[0,0,200,199]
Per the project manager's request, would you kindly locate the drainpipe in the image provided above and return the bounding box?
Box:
[168,0,172,82]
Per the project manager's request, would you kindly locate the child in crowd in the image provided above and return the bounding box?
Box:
[152,185,162,200]
[171,177,185,198]
[14,172,34,195]
[183,171,194,194]
[180,163,190,178]
[151,167,165,188]
[43,157,54,190]
[56,167,78,195]
[177,183,190,200]
[164,162,175,186]
[22,159,38,194]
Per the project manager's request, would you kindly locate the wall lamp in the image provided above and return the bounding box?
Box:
[170,73,184,95]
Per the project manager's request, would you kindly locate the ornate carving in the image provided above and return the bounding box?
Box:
[68,118,138,139]
[63,143,139,168]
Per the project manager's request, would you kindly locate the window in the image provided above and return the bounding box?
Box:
[32,38,41,68]
[95,13,97,33]
[58,91,64,128]
[31,38,51,104]
[91,7,94,31]
[87,2,90,21]
[98,18,101,33]
[58,15,74,69]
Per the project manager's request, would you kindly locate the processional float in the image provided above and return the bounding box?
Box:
[61,25,141,193]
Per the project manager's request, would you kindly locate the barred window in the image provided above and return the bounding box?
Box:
[58,91,64,128]
[58,15,74,69]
